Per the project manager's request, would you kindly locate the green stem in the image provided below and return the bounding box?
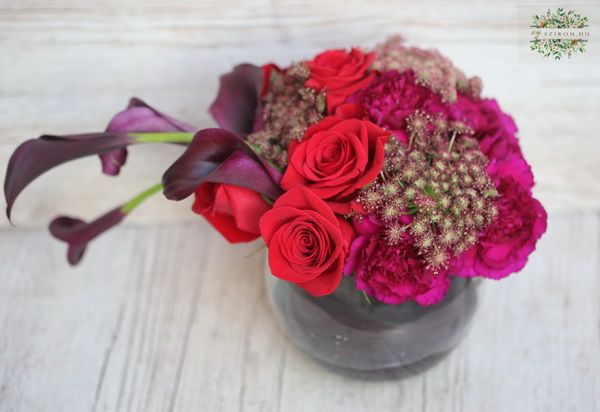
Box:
[131,132,195,144]
[121,183,164,214]
[245,243,267,258]
[448,131,457,154]
[261,195,274,206]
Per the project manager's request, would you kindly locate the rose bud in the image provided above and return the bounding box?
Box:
[305,48,375,112]
[260,187,354,296]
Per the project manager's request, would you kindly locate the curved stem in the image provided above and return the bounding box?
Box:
[121,183,164,214]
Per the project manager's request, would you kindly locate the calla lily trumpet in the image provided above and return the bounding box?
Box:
[209,64,263,136]
[49,183,163,265]
[4,64,282,264]
[4,98,196,220]
[162,128,282,201]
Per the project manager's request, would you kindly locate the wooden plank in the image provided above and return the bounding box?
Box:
[1,0,600,228]
[0,213,598,411]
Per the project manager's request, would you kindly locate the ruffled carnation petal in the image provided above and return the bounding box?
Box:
[354,233,451,306]
[450,177,547,279]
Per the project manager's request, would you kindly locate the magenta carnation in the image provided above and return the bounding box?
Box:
[486,155,534,194]
[343,214,382,276]
[450,175,547,279]
[449,97,522,162]
[355,233,451,306]
[348,70,446,141]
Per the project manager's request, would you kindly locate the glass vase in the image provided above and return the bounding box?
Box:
[265,260,482,380]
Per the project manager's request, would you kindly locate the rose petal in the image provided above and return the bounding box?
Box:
[299,264,343,296]
[224,185,271,234]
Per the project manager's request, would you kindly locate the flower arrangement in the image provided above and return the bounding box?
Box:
[4,36,547,306]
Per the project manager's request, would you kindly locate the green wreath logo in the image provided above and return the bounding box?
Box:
[530,8,589,60]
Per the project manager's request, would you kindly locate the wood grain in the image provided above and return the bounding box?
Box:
[1,1,599,410]
[1,0,599,228]
[0,213,598,411]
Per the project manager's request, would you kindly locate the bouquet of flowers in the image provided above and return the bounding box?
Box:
[4,36,547,306]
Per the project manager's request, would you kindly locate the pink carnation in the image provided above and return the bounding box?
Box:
[342,214,382,276]
[486,155,534,194]
[355,233,451,306]
[348,70,446,142]
[450,175,547,279]
[449,97,522,162]
[350,70,522,164]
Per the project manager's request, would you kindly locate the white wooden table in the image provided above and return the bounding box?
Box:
[0,213,598,411]
[1,0,600,410]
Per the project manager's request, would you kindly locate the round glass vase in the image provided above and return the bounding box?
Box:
[265,261,482,380]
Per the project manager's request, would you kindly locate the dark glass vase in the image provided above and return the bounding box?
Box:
[265,265,482,380]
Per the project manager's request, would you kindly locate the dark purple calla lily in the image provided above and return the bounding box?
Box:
[99,147,129,176]
[4,98,196,220]
[49,208,126,265]
[162,128,282,201]
[49,182,163,265]
[4,132,136,220]
[209,64,263,136]
[107,98,195,135]
[102,97,196,175]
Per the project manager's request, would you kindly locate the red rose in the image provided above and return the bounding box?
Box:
[193,183,271,243]
[260,187,354,296]
[306,48,375,112]
[280,116,389,214]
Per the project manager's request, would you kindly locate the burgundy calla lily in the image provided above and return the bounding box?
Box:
[209,64,263,136]
[49,208,126,265]
[107,98,195,135]
[49,182,163,265]
[102,97,196,175]
[162,128,282,201]
[4,98,196,220]
[4,132,137,220]
[100,149,128,176]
